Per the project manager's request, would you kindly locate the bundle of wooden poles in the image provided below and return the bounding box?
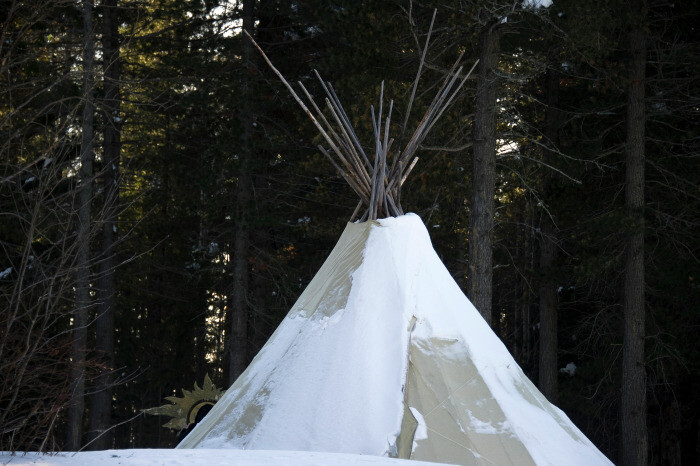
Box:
[244,20,476,221]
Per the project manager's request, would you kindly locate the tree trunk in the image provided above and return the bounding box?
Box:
[538,65,560,403]
[468,21,500,326]
[88,0,120,449]
[513,297,522,362]
[66,0,95,450]
[538,217,557,401]
[621,24,647,466]
[522,289,532,371]
[229,0,254,385]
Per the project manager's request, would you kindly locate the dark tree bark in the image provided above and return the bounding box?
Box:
[66,0,95,450]
[538,65,560,403]
[229,0,254,385]
[88,0,120,449]
[621,23,648,466]
[538,216,557,401]
[513,297,522,362]
[468,21,500,326]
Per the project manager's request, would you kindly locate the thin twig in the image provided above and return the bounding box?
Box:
[401,9,437,144]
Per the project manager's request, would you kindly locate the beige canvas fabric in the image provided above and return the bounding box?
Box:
[398,334,536,465]
[294,220,374,319]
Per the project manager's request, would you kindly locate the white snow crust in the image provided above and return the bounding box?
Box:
[0,450,448,466]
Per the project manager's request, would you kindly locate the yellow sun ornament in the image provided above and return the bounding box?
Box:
[144,374,223,430]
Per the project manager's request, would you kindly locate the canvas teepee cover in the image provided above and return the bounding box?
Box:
[178,215,611,466]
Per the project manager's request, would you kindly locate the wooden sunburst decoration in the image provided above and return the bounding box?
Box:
[144,374,223,430]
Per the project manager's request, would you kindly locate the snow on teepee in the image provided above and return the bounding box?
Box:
[178,215,612,466]
[177,23,612,466]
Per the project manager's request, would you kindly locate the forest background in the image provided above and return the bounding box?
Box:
[1,0,698,464]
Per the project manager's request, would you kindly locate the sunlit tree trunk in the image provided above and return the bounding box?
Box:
[468,20,500,326]
[621,21,647,466]
[67,0,95,450]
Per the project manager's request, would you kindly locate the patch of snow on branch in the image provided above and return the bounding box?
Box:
[523,0,553,8]
[560,362,577,376]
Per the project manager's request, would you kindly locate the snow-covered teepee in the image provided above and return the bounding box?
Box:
[177,29,612,466]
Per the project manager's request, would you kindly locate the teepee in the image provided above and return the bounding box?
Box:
[178,215,610,466]
[177,28,612,466]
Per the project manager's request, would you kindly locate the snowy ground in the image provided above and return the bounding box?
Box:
[0,449,450,466]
